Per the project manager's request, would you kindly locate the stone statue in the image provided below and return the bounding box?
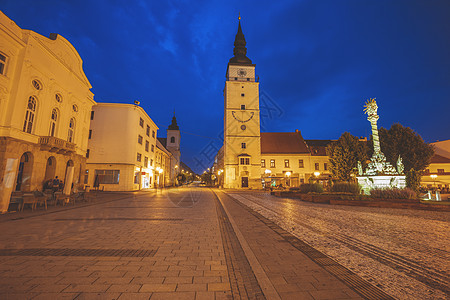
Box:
[357,161,363,175]
[397,155,404,175]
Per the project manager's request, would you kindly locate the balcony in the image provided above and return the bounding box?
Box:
[39,136,75,155]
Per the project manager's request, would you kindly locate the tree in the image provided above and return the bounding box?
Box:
[326,132,369,182]
[370,123,434,189]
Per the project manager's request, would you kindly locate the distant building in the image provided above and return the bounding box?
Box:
[422,140,450,189]
[0,12,95,212]
[86,103,158,191]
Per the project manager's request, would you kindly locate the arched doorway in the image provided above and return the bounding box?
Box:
[44,156,56,181]
[15,152,33,191]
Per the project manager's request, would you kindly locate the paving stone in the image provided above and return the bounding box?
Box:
[139,283,177,292]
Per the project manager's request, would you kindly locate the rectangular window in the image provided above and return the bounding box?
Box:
[150,159,153,166]
[146,125,150,136]
[241,104,246,110]
[315,163,320,170]
[0,53,6,75]
[240,157,250,165]
[151,144,154,152]
[94,169,120,184]
[261,159,265,168]
[137,153,142,162]
[144,157,148,168]
[152,130,155,138]
[324,163,328,171]
[145,141,149,152]
[241,142,246,149]
[299,159,304,168]
[84,169,89,184]
[138,135,143,144]
[284,159,289,168]
[424,169,430,175]
[139,118,144,127]
[270,159,275,168]
[241,93,245,97]
[88,130,92,139]
[86,149,90,158]
[90,111,94,120]
[437,169,444,174]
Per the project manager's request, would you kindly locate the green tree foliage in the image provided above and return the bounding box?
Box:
[326,132,369,182]
[372,123,434,173]
[406,168,421,192]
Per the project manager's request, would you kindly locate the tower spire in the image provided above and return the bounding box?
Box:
[229,15,252,65]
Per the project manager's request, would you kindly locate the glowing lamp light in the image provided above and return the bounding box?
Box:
[264,169,272,175]
[158,168,163,174]
[285,171,292,177]
[430,174,437,179]
[314,171,320,177]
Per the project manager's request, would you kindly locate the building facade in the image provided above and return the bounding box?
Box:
[223,19,261,189]
[0,12,95,212]
[86,103,158,191]
[421,140,450,190]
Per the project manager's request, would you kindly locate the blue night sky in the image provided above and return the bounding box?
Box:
[2,0,449,173]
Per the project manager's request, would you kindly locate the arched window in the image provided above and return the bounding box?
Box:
[170,136,175,143]
[23,96,37,133]
[49,108,58,136]
[67,118,75,143]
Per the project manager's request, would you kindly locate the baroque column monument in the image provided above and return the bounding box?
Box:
[357,98,406,194]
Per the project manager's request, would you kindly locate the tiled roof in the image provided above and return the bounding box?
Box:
[157,137,167,148]
[261,132,310,154]
[304,139,333,156]
[430,154,450,164]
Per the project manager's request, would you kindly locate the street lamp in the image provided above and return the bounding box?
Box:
[430,174,437,187]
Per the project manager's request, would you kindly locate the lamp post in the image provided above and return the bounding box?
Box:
[285,171,291,187]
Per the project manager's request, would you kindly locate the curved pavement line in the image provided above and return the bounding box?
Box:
[214,190,281,300]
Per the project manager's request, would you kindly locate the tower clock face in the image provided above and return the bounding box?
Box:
[238,69,247,77]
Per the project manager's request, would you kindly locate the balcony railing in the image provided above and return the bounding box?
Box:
[39,136,75,154]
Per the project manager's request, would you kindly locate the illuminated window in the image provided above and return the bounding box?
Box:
[137,153,142,162]
[284,159,289,168]
[261,159,265,168]
[315,163,319,170]
[23,96,37,133]
[49,108,58,136]
[145,141,149,152]
[241,143,246,149]
[146,125,150,136]
[32,79,42,90]
[95,169,120,184]
[138,135,143,144]
[67,118,76,143]
[240,157,250,165]
[0,53,6,75]
[241,104,246,110]
[299,159,304,168]
[270,159,275,168]
[139,118,144,127]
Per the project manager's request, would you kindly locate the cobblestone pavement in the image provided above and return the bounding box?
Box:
[225,191,449,300]
[0,187,423,299]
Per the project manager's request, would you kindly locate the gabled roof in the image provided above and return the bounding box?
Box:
[430,154,450,164]
[304,139,333,156]
[157,137,167,148]
[261,132,310,154]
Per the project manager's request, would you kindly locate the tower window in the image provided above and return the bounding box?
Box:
[241,105,246,110]
[0,53,6,75]
[171,136,175,143]
[241,93,245,97]
[241,143,246,149]
[234,77,237,80]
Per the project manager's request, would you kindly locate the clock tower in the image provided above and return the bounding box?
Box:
[223,17,261,189]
